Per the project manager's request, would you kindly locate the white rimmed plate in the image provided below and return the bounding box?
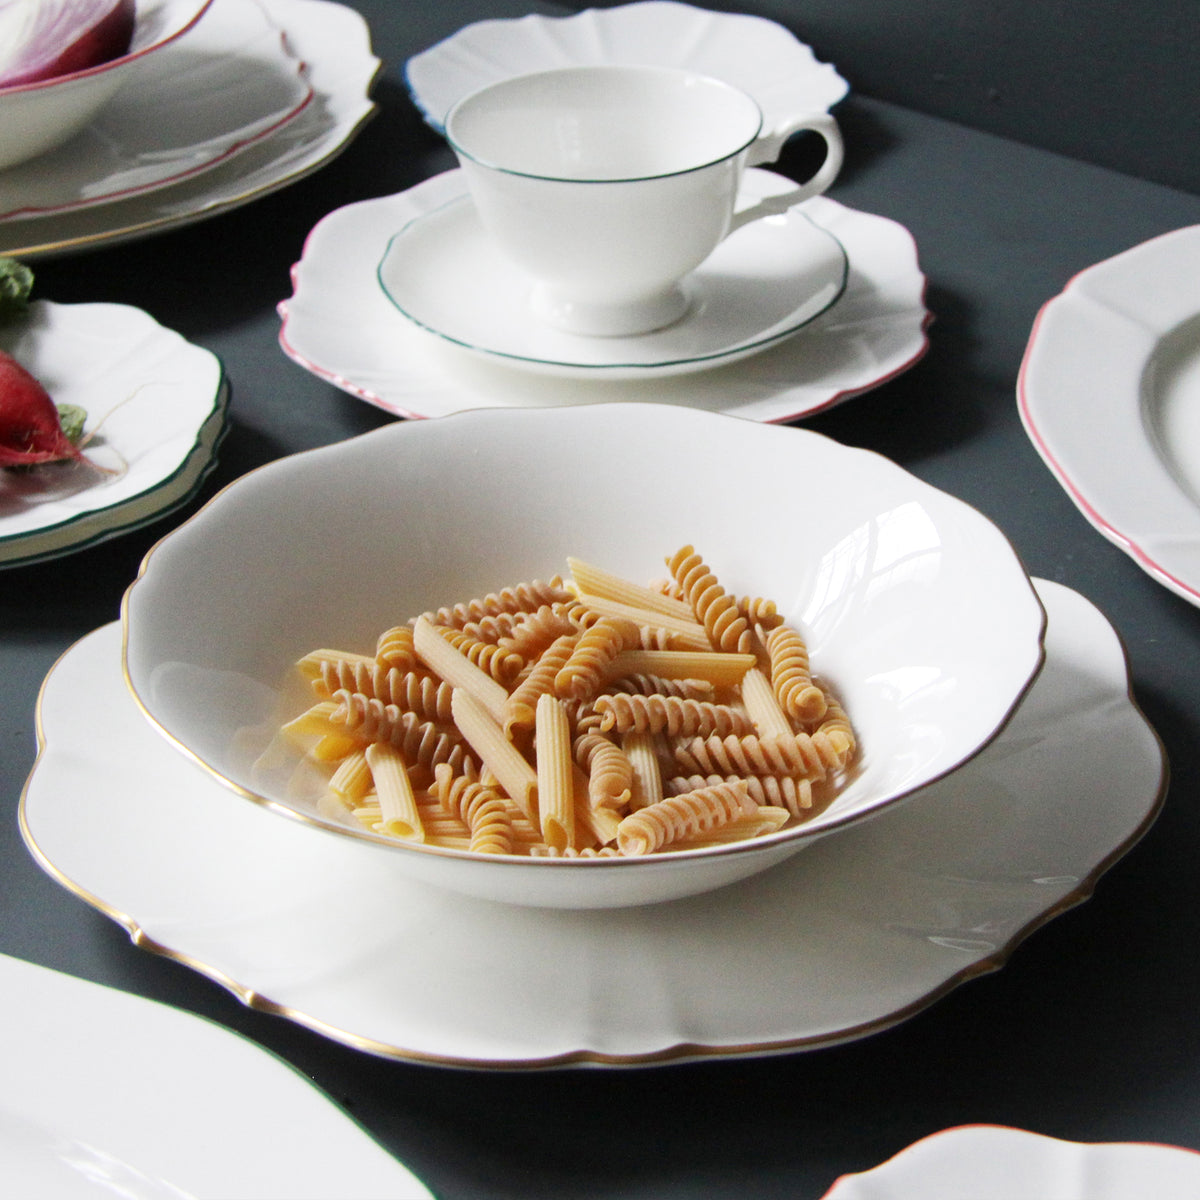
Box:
[0,0,314,222]
[405,0,848,133]
[0,300,226,567]
[21,580,1163,1066]
[374,183,849,376]
[821,1125,1200,1199]
[0,954,432,1198]
[0,0,379,260]
[1019,225,1200,606]
[280,168,929,416]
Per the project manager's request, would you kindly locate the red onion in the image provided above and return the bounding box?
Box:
[0,0,136,88]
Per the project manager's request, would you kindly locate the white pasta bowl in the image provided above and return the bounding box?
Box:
[0,0,212,171]
[122,403,1045,909]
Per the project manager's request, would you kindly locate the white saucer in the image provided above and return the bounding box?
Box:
[1019,225,1200,607]
[0,954,432,1199]
[376,187,849,376]
[821,1125,1200,1199]
[0,0,379,260]
[0,0,313,222]
[0,300,226,567]
[21,581,1164,1068]
[405,0,848,133]
[281,168,930,415]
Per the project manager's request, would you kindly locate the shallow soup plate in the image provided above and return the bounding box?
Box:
[122,404,1045,909]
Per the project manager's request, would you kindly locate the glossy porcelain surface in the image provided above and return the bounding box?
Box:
[281,170,930,406]
[0,300,226,567]
[0,0,213,170]
[375,171,848,374]
[442,65,843,336]
[0,954,432,1197]
[0,0,379,259]
[821,1125,1200,1199]
[26,581,1162,1064]
[0,0,312,221]
[123,404,1044,909]
[405,0,849,133]
[1019,224,1200,606]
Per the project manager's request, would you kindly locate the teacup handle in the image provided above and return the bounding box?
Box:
[727,112,844,234]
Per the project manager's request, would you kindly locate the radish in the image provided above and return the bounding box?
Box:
[0,0,136,89]
[0,346,88,467]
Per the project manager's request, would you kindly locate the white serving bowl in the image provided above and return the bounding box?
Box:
[122,404,1045,909]
[0,0,212,170]
[821,1125,1200,1199]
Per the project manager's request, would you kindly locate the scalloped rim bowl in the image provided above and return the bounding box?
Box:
[821,1125,1200,1198]
[0,0,214,170]
[121,404,1045,909]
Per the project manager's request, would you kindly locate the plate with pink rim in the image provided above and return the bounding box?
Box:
[280,168,930,417]
[0,0,314,222]
[20,580,1164,1068]
[1019,225,1200,607]
[820,1125,1200,1198]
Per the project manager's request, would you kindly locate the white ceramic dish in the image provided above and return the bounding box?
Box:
[24,580,1163,1065]
[281,169,930,415]
[1019,224,1200,607]
[0,954,432,1198]
[0,0,213,170]
[405,0,848,134]
[374,181,849,376]
[0,299,226,567]
[0,0,313,222]
[121,403,1045,909]
[0,0,379,260]
[821,1125,1200,1199]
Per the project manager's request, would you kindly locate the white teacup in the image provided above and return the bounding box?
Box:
[444,64,844,337]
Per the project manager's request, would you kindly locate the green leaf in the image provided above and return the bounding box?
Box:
[0,257,34,323]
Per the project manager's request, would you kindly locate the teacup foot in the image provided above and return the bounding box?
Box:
[529,282,691,338]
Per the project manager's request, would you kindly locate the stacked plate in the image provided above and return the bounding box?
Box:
[16,1,1168,1079]
[0,0,379,258]
[0,0,380,566]
[279,0,932,422]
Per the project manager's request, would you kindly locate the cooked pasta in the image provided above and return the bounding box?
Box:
[667,545,757,655]
[280,548,856,860]
[616,780,756,855]
[593,692,753,739]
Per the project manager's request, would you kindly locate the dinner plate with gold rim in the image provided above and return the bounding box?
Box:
[20,580,1163,1068]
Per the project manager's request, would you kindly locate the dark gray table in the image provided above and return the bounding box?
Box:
[4,2,1200,1196]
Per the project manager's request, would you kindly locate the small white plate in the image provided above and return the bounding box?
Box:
[0,954,432,1199]
[21,581,1163,1067]
[1019,225,1200,606]
[0,0,314,222]
[821,1125,1200,1199]
[0,300,226,567]
[376,186,848,376]
[281,168,929,416]
[0,0,379,260]
[405,0,848,133]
